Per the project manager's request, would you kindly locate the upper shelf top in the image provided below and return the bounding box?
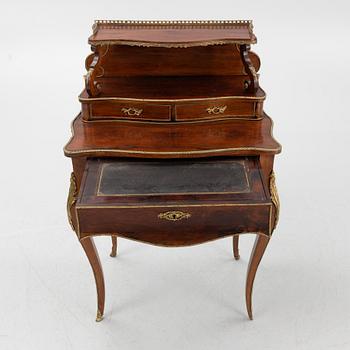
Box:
[89,20,257,48]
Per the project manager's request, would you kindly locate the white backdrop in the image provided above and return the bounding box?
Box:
[1,1,349,349]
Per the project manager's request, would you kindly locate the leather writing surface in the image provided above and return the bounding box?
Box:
[98,160,250,196]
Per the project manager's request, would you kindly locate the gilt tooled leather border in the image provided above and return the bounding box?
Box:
[95,159,251,197]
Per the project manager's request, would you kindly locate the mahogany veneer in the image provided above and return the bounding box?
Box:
[65,20,281,323]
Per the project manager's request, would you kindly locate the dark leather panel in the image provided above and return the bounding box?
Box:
[98,159,250,195]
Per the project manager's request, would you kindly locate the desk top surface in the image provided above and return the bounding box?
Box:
[89,20,256,47]
[64,114,281,158]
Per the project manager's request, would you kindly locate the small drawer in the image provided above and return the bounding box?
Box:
[89,101,171,121]
[175,99,257,121]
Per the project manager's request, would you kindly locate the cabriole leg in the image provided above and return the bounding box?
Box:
[233,235,240,260]
[80,237,105,322]
[110,235,118,257]
[245,234,270,320]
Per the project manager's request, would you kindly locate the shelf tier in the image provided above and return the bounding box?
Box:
[80,76,265,101]
[64,113,281,159]
[89,20,256,47]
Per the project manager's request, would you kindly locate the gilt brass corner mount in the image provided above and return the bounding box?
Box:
[67,172,78,231]
[269,171,280,230]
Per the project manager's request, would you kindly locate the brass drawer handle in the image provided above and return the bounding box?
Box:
[121,107,143,116]
[158,211,191,221]
[206,106,227,115]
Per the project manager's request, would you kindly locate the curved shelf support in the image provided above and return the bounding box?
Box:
[85,44,109,97]
[239,44,259,92]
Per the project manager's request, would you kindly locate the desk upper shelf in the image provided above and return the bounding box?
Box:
[85,20,260,97]
[89,20,256,48]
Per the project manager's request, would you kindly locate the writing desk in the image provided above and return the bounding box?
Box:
[64,20,281,322]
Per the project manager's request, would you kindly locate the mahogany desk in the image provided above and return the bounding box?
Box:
[64,20,281,322]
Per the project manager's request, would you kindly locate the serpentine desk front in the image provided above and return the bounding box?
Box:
[64,20,281,322]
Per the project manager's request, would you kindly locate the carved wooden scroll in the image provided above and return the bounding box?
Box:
[85,44,109,97]
[239,44,259,92]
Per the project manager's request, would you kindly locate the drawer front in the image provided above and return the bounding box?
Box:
[175,99,256,121]
[76,204,271,245]
[90,101,171,121]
